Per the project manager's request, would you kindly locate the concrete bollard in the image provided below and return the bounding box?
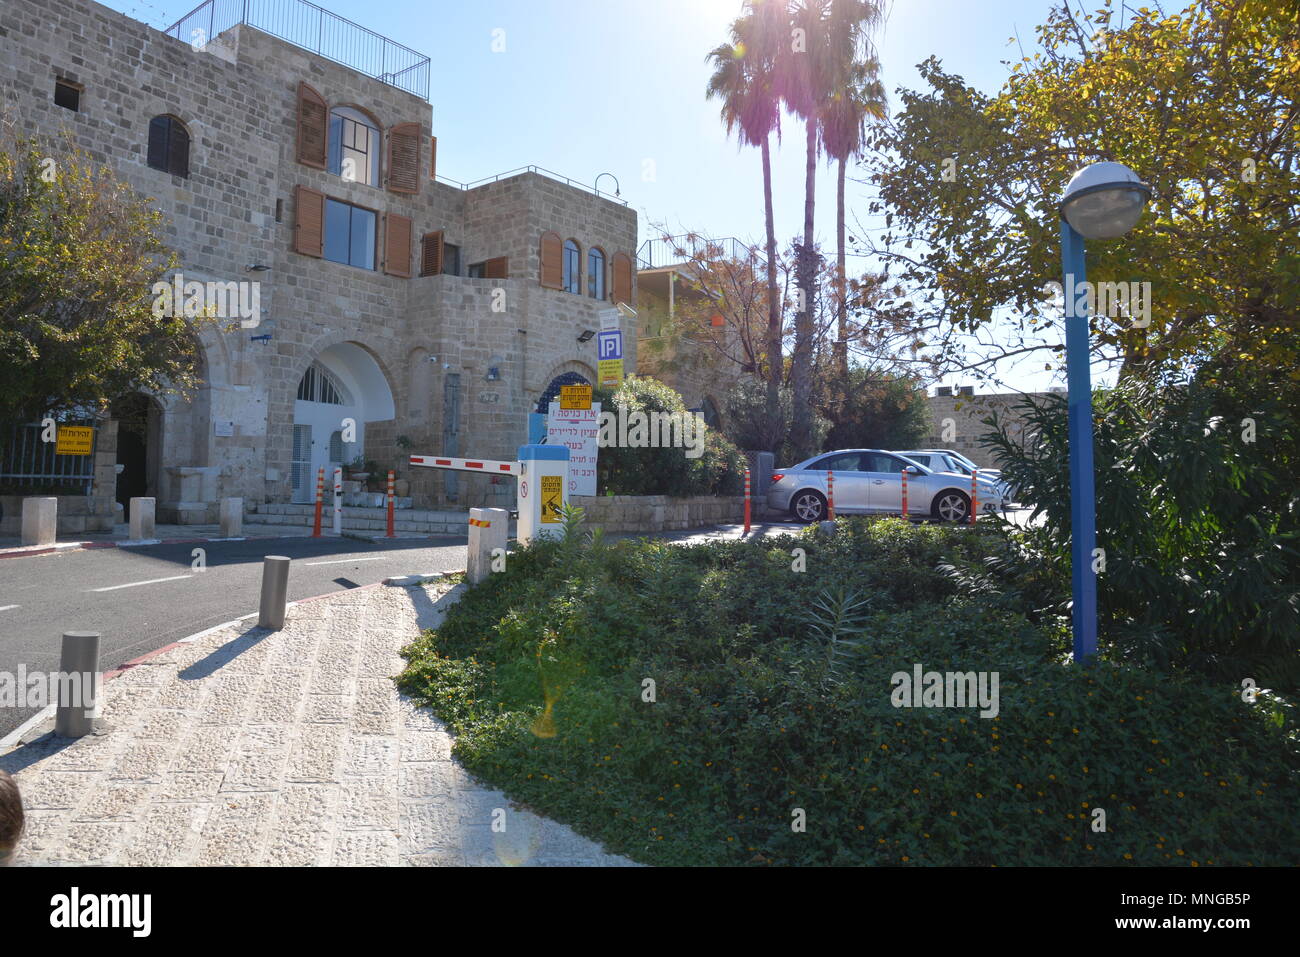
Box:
[257,556,291,630]
[467,507,508,585]
[220,497,243,537]
[129,496,156,540]
[54,631,101,738]
[21,496,57,546]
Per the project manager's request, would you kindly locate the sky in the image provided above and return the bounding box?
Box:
[103,0,1078,392]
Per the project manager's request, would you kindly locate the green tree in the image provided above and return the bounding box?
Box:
[0,136,202,424]
[814,364,928,452]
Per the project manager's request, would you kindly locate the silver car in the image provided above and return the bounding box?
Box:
[894,450,1011,512]
[768,449,1009,524]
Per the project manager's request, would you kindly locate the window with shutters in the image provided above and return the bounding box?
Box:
[383,212,412,277]
[420,230,444,277]
[295,82,328,169]
[587,247,606,300]
[484,257,509,280]
[538,231,562,289]
[562,239,581,294]
[54,79,81,111]
[146,115,190,177]
[442,243,461,276]
[611,251,633,305]
[386,122,420,194]
[327,106,380,186]
[323,198,376,270]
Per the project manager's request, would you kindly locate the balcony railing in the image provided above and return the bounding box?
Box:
[166,0,431,100]
[636,235,759,271]
[434,166,630,206]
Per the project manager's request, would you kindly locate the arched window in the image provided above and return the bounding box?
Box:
[562,239,581,294]
[587,247,606,300]
[536,371,590,414]
[328,106,380,186]
[296,362,351,405]
[147,115,190,177]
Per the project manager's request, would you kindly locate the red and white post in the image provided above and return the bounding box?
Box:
[826,470,835,521]
[969,468,979,525]
[386,469,396,538]
[901,468,909,519]
[743,467,751,535]
[311,466,324,537]
[332,467,343,535]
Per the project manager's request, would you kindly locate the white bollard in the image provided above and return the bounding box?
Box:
[21,496,57,546]
[467,507,509,585]
[332,468,343,535]
[220,497,243,537]
[129,496,156,540]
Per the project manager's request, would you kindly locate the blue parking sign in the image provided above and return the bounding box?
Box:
[597,329,622,361]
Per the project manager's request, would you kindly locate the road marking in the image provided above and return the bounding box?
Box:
[0,604,18,612]
[303,556,387,566]
[90,574,192,592]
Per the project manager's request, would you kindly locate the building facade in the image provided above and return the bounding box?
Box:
[1,0,637,519]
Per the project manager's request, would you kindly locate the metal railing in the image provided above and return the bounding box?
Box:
[636,235,758,270]
[166,0,431,100]
[433,166,630,206]
[0,422,98,495]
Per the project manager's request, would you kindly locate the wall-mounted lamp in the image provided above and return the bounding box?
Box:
[250,333,272,342]
[245,264,272,273]
[576,329,596,343]
[594,173,620,197]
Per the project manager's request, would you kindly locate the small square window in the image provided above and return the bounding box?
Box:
[443,243,461,276]
[467,261,486,279]
[54,79,80,112]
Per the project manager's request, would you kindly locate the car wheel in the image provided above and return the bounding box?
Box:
[790,489,827,524]
[932,490,970,523]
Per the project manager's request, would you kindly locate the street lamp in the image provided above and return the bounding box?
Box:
[1058,161,1151,664]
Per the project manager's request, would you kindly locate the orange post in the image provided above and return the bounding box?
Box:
[901,468,909,519]
[311,466,324,537]
[386,469,396,538]
[970,468,979,525]
[826,470,835,521]
[743,467,751,534]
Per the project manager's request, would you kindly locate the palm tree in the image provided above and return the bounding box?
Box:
[706,2,787,450]
[820,56,886,376]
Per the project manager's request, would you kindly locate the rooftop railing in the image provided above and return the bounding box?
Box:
[166,0,430,100]
[636,235,758,271]
[434,166,630,206]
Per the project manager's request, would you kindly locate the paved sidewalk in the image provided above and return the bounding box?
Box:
[0,580,632,866]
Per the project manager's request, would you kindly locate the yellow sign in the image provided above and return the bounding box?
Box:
[540,475,562,523]
[55,426,94,456]
[560,384,592,410]
[598,358,624,388]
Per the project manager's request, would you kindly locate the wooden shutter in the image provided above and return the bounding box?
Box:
[538,231,562,289]
[420,230,444,276]
[484,256,509,280]
[293,185,324,257]
[429,136,437,180]
[295,82,327,169]
[611,251,633,305]
[383,212,412,277]
[386,122,420,194]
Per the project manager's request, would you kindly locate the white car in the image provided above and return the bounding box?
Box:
[894,450,1012,511]
[768,449,1010,523]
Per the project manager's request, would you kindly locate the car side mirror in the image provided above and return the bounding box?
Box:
[905,466,922,475]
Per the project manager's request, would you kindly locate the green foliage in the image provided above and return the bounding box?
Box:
[981,378,1300,692]
[398,517,1299,866]
[722,375,829,463]
[594,376,744,496]
[0,136,202,423]
[815,364,930,452]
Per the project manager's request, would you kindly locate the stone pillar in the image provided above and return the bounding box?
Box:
[129,497,156,540]
[220,497,243,537]
[21,497,57,546]
[467,507,508,585]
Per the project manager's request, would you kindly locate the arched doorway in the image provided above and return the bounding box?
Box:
[291,343,395,503]
[112,393,162,520]
[535,371,591,414]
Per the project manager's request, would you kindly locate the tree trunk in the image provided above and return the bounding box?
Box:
[761,135,783,453]
[836,156,848,377]
[789,119,818,456]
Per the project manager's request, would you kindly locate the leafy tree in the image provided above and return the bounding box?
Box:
[0,136,202,424]
[814,364,929,452]
[723,375,829,464]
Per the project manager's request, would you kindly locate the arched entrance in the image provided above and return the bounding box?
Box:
[535,370,592,414]
[291,342,395,503]
[112,393,163,520]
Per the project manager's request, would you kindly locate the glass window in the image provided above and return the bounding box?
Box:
[328,107,380,186]
[443,243,461,276]
[587,247,606,299]
[323,198,375,270]
[811,452,863,472]
[863,452,907,473]
[563,239,581,294]
[147,115,190,177]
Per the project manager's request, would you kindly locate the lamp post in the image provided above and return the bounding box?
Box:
[1058,161,1151,663]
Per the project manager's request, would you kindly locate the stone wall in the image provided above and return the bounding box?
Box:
[572,494,743,534]
[923,391,1056,469]
[0,419,118,535]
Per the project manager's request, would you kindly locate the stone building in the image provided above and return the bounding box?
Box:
[1,0,638,521]
[923,387,1060,469]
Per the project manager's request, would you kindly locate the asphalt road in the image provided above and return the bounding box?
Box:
[0,535,469,737]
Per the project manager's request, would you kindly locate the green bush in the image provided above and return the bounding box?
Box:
[398,517,1299,866]
[594,376,745,497]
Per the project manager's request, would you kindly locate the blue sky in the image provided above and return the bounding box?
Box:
[106,0,1076,391]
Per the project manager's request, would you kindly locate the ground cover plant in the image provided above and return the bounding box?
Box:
[398,518,1300,866]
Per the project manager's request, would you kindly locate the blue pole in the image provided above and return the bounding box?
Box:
[1060,219,1098,663]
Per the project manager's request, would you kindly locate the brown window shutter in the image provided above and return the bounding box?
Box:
[420,230,444,277]
[429,136,437,180]
[383,212,412,277]
[386,122,420,194]
[484,256,509,280]
[296,82,328,170]
[293,185,324,257]
[612,251,633,305]
[538,230,562,289]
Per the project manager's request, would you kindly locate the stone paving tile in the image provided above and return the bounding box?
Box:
[2,579,634,867]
